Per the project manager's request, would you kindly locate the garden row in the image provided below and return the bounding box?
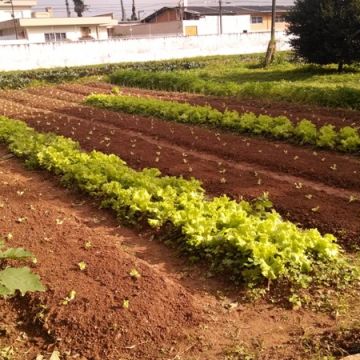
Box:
[0,59,203,90]
[85,93,360,153]
[0,116,347,291]
[110,70,360,110]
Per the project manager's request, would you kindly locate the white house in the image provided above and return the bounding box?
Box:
[0,0,117,42]
[0,0,35,21]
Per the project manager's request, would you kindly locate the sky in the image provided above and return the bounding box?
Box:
[34,0,293,20]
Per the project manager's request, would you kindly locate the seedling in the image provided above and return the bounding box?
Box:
[78,261,87,271]
[129,268,141,279]
[122,299,130,309]
[62,290,76,305]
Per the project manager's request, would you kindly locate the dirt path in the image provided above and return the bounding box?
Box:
[0,85,359,247]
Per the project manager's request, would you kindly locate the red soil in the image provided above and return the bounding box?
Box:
[0,84,359,359]
[0,84,359,248]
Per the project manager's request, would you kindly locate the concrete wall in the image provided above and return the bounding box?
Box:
[0,31,291,71]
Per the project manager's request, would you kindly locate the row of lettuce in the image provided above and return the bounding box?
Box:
[0,60,204,90]
[85,93,360,153]
[0,116,348,289]
[110,70,360,110]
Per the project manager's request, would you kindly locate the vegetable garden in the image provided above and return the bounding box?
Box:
[0,55,360,359]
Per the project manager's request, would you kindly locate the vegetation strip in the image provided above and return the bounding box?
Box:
[110,69,360,110]
[0,116,353,292]
[0,60,203,90]
[85,93,360,153]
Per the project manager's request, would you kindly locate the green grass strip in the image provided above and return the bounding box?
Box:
[85,93,360,154]
[0,116,349,289]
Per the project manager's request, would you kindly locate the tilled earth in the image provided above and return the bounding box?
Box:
[0,83,359,247]
[0,83,360,359]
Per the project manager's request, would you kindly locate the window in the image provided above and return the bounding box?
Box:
[275,15,286,23]
[44,32,66,42]
[251,16,263,24]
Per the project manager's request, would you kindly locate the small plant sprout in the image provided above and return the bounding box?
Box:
[84,240,92,250]
[311,206,320,212]
[294,182,303,189]
[122,299,130,309]
[129,268,141,279]
[78,261,87,271]
[55,218,64,225]
[62,290,76,305]
[257,178,262,185]
[349,195,358,203]
[305,194,313,200]
[330,164,337,171]
[220,177,227,184]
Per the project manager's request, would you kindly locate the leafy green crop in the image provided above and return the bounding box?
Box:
[85,94,360,154]
[0,116,351,291]
[110,69,360,110]
[0,239,45,297]
[0,60,203,90]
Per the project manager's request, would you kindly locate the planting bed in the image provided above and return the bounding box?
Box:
[2,145,357,360]
[0,82,360,359]
[0,84,360,248]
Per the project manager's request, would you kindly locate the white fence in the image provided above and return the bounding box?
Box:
[0,31,290,71]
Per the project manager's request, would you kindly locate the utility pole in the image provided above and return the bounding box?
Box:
[218,0,223,34]
[65,0,71,17]
[131,0,137,20]
[7,0,18,39]
[264,0,276,66]
[120,0,126,21]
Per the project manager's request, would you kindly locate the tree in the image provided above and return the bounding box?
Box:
[286,0,360,72]
[73,0,88,17]
[264,0,276,66]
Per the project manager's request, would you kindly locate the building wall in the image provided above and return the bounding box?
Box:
[183,15,250,36]
[113,21,182,37]
[0,31,291,71]
[148,8,181,23]
[0,8,32,21]
[0,25,109,42]
[250,14,287,32]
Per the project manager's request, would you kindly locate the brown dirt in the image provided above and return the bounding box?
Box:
[0,84,360,248]
[0,84,359,359]
[0,144,358,360]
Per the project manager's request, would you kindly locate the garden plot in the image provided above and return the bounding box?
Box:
[0,85,360,248]
[0,82,359,359]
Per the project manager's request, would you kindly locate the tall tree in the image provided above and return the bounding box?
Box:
[287,0,360,72]
[73,0,88,17]
[264,0,276,66]
[120,0,126,21]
